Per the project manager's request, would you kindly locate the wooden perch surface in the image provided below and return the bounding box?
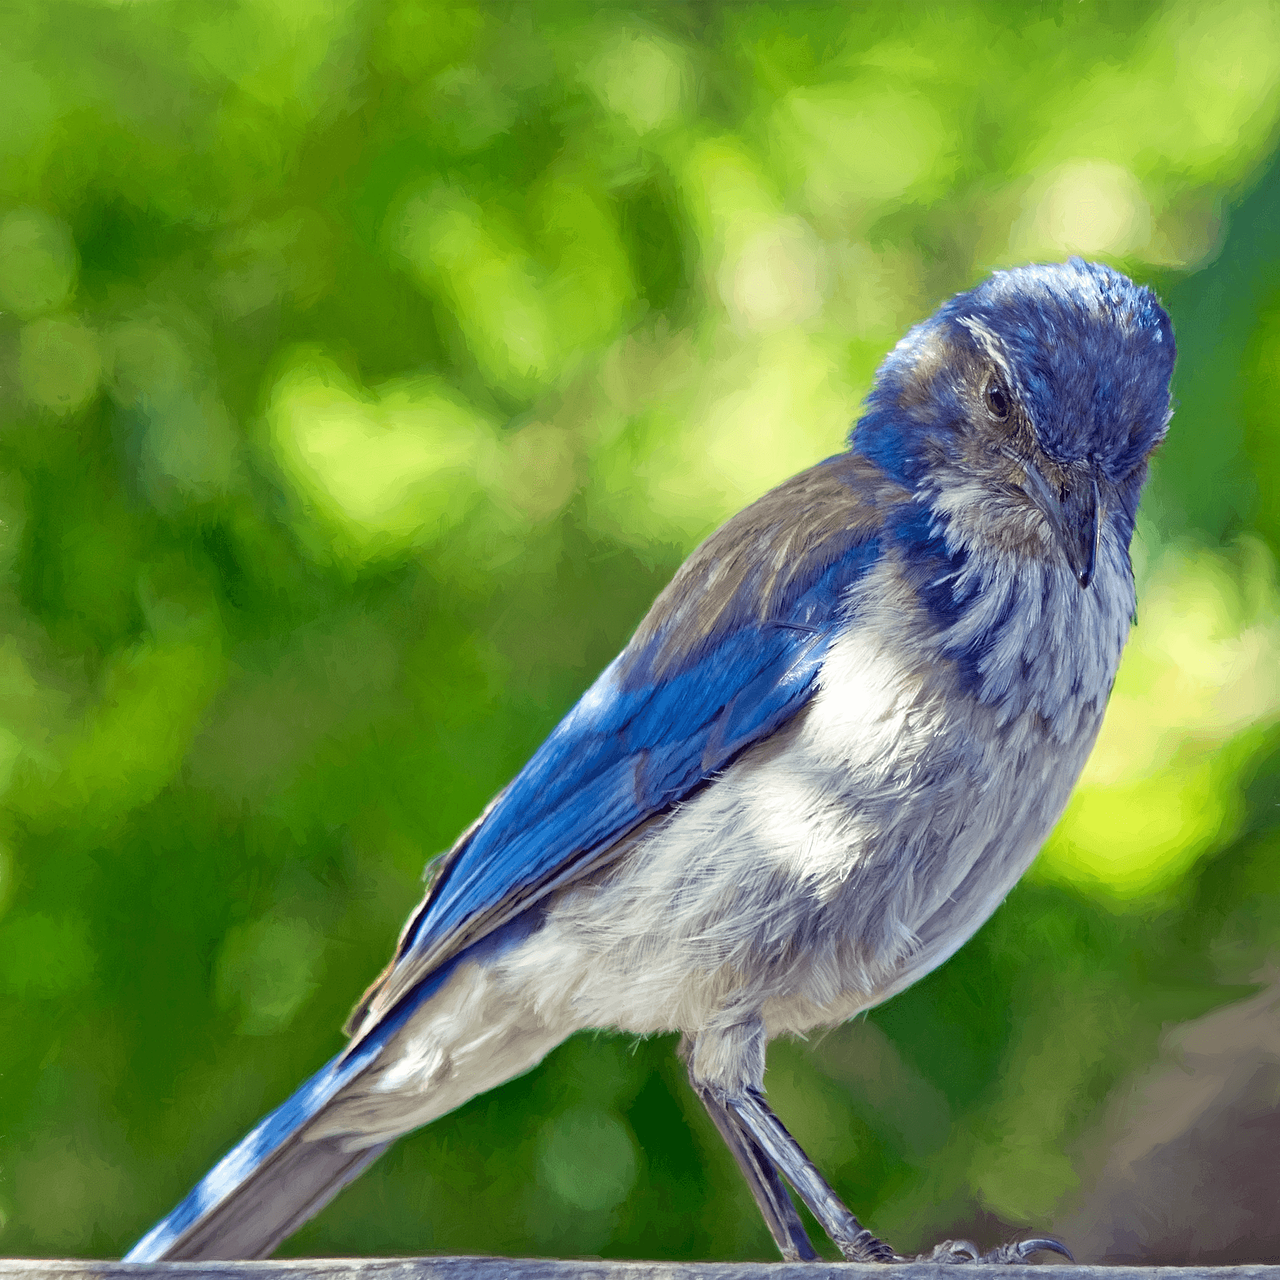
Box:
[4,1259,1280,1280]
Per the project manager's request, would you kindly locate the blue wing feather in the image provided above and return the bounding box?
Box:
[351,455,900,1032]
[418,627,831,949]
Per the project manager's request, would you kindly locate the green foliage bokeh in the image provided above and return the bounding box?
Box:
[2,0,1280,1263]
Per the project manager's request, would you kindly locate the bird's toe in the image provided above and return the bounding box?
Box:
[834,1228,902,1263]
[915,1239,982,1264]
[911,1236,1072,1265]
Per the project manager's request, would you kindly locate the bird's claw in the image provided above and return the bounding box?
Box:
[914,1237,1073,1264]
[993,1237,1074,1264]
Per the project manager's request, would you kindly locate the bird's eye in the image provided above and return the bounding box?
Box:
[984,378,1011,422]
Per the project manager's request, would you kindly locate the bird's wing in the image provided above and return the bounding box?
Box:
[349,454,902,1036]
[123,455,900,1264]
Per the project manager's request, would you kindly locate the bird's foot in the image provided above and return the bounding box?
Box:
[835,1228,901,1263]
[914,1237,1073,1265]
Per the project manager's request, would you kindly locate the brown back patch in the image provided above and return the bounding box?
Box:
[625,454,907,680]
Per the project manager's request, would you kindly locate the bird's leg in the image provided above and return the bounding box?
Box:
[694,1082,818,1261]
[724,1087,1074,1266]
[724,1087,898,1262]
[687,1024,1069,1266]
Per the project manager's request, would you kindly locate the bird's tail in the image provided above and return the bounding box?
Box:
[124,960,445,1262]
[124,1040,388,1261]
[126,914,542,1261]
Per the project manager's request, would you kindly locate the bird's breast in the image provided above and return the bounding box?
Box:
[755,541,1134,1023]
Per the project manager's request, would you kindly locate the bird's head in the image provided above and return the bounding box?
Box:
[853,259,1175,588]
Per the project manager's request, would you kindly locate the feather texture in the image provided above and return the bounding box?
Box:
[349,454,897,1034]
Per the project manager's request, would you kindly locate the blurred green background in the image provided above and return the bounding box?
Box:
[2,0,1280,1265]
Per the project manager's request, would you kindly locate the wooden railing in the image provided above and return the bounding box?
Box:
[5,1261,1280,1280]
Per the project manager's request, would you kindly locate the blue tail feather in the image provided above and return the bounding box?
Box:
[124,944,464,1261]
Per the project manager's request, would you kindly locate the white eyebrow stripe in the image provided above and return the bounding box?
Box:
[957,316,1015,383]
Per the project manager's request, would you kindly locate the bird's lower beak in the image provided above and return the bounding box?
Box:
[1020,465,1102,590]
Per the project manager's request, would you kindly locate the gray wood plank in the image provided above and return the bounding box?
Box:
[3,1261,1280,1280]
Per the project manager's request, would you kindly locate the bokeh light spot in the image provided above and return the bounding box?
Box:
[18,317,100,415]
[536,1106,638,1212]
[0,209,77,318]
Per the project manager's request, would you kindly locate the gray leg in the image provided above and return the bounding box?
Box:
[684,1024,1069,1265]
[694,1083,818,1261]
[725,1087,898,1262]
[724,1086,1073,1266]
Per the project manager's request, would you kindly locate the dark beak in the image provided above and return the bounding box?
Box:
[1020,465,1102,589]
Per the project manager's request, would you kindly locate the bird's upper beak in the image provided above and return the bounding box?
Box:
[1019,463,1102,590]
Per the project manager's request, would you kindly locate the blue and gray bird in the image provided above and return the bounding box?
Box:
[127,259,1175,1264]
